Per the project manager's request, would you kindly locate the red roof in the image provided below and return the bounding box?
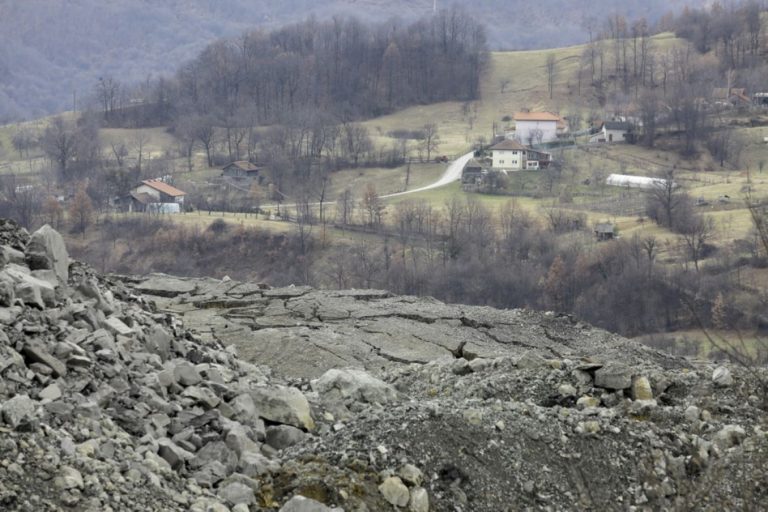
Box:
[141,179,185,197]
[490,139,527,151]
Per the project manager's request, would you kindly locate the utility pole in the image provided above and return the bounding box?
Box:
[433,0,437,13]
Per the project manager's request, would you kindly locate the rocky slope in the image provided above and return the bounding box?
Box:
[0,219,767,511]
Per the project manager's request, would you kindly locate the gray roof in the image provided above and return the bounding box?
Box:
[604,122,632,131]
[594,223,615,233]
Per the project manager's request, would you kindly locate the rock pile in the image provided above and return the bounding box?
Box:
[1,219,767,511]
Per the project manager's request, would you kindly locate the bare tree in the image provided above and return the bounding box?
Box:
[679,215,715,272]
[646,170,685,229]
[546,54,557,99]
[41,117,80,180]
[421,123,441,162]
[336,188,354,226]
[69,185,94,235]
[132,130,151,173]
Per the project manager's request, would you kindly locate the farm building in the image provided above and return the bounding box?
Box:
[594,223,616,241]
[461,159,486,184]
[606,174,673,190]
[129,179,185,213]
[222,161,261,180]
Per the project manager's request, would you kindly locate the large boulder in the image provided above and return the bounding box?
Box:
[1,265,56,308]
[312,368,399,404]
[25,224,69,284]
[251,385,315,431]
[1,394,36,428]
[594,363,633,391]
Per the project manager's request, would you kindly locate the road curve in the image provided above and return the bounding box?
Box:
[380,151,474,199]
[267,151,474,211]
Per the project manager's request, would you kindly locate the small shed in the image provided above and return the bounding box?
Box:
[594,223,616,241]
[461,159,485,184]
[222,161,261,180]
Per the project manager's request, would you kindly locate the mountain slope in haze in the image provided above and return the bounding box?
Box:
[0,0,705,120]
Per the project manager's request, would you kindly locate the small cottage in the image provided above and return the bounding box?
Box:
[222,161,261,180]
[461,159,485,184]
[590,121,634,143]
[594,223,616,241]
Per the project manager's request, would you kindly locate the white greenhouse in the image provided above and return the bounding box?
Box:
[606,174,674,190]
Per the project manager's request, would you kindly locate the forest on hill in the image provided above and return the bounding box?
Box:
[0,0,706,120]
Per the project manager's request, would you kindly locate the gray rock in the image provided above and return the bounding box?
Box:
[684,405,701,422]
[409,487,429,512]
[103,316,133,336]
[22,343,67,377]
[558,383,577,397]
[379,476,410,507]
[6,265,57,308]
[157,438,194,470]
[279,495,338,512]
[183,386,221,409]
[516,352,548,369]
[238,449,279,477]
[712,366,733,387]
[25,224,69,284]
[39,383,62,401]
[631,376,653,401]
[312,368,399,404]
[54,466,84,490]
[146,325,172,361]
[0,244,26,266]
[714,425,746,450]
[265,425,305,450]
[229,393,258,422]
[190,441,237,472]
[0,280,14,307]
[398,464,424,486]
[191,461,229,487]
[594,363,633,390]
[174,362,203,387]
[251,386,315,431]
[2,394,35,428]
[217,482,255,506]
[136,274,197,297]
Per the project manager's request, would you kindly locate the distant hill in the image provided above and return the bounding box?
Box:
[0,0,706,120]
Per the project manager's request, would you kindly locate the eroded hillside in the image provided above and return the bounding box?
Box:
[0,219,766,511]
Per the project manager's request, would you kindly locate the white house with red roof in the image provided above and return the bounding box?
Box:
[129,179,186,213]
[512,112,566,144]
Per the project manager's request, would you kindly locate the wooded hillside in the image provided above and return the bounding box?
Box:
[0,0,707,120]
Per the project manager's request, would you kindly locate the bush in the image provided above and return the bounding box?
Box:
[207,218,229,234]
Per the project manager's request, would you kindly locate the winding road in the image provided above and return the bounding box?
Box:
[270,151,475,211]
[379,151,474,199]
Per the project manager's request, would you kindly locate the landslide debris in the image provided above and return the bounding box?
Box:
[0,218,767,511]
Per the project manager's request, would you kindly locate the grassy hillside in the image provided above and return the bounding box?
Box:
[364,33,687,156]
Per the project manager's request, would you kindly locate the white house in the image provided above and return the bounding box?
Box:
[129,179,186,213]
[512,112,563,144]
[489,139,551,170]
[590,121,634,143]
